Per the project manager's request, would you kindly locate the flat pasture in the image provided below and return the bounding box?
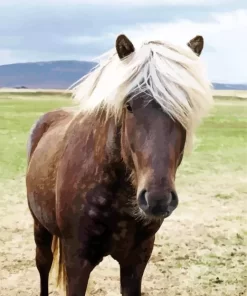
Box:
[0,93,246,295]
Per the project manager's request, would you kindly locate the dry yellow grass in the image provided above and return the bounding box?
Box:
[1,171,246,295]
[0,87,71,93]
[212,90,247,99]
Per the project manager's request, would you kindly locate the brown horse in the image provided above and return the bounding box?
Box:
[26,34,213,296]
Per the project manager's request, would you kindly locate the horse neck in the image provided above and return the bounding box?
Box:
[75,110,134,203]
[82,110,122,165]
[100,113,134,198]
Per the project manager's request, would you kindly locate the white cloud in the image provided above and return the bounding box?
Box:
[0,6,246,83]
[0,0,235,6]
[61,9,247,83]
[0,49,94,65]
[114,9,247,83]
[0,50,22,65]
[66,34,115,45]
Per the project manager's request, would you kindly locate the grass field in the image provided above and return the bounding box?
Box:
[0,94,247,296]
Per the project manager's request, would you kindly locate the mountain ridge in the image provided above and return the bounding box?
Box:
[0,60,246,90]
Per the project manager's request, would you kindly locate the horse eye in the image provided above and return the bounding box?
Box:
[126,103,133,113]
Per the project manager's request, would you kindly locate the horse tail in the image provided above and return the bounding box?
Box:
[51,236,94,295]
[51,236,67,293]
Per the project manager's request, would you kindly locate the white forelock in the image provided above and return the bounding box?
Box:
[70,38,214,152]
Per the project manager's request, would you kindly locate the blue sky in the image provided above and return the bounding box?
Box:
[0,0,246,83]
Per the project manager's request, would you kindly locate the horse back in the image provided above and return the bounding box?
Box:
[26,107,74,234]
[27,107,74,162]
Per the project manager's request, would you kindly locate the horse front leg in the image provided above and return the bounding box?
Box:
[119,236,155,296]
[62,239,96,296]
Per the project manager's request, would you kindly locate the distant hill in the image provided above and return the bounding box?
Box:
[0,60,96,89]
[213,83,247,90]
[0,60,246,90]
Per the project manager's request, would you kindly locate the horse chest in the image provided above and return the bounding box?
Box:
[109,217,161,260]
[112,220,131,242]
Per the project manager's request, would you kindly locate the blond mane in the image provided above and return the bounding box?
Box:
[70,38,214,152]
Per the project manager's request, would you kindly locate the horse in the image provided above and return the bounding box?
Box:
[26,34,213,296]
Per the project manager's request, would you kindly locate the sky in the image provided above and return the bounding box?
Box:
[0,0,246,83]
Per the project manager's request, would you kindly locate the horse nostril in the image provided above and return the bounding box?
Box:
[138,189,148,209]
[138,189,179,217]
[170,190,178,207]
[171,191,177,201]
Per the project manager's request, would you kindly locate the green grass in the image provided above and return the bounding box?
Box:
[0,91,71,99]
[0,97,72,179]
[177,99,247,180]
[0,95,246,180]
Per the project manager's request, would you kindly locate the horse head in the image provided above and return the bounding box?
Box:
[116,34,207,219]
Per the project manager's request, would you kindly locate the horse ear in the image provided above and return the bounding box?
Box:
[187,35,204,56]
[116,34,135,59]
